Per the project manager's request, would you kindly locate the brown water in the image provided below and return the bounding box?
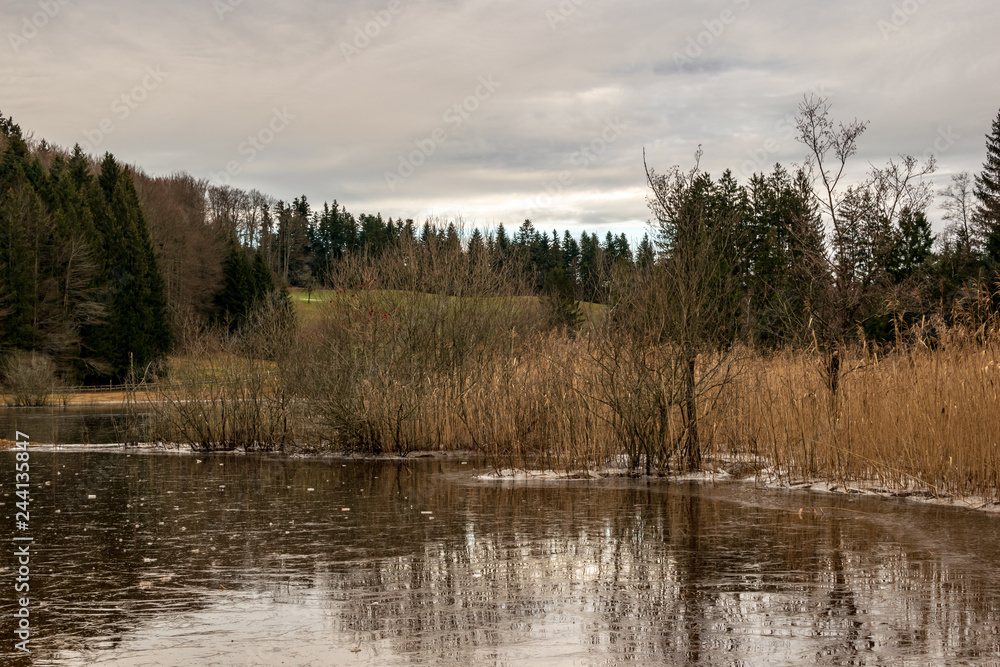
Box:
[2,450,1000,666]
[0,406,136,446]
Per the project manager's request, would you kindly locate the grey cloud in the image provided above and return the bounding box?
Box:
[1,0,998,238]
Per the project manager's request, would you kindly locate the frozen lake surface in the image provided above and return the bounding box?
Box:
[1,445,1000,664]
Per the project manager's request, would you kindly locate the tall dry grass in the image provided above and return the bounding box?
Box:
[142,296,296,451]
[280,243,729,473]
[716,333,1000,502]
[138,238,1000,503]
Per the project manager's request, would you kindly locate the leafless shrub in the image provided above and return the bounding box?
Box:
[145,298,296,452]
[289,239,540,455]
[1,351,62,406]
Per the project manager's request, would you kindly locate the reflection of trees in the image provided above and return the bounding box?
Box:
[322,480,1000,664]
[5,454,1000,664]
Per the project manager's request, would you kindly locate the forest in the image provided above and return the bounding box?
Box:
[2,97,1000,498]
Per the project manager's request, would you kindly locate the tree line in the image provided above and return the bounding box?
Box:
[2,97,1000,386]
[0,117,170,382]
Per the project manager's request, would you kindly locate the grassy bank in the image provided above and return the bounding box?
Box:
[129,269,1000,505]
[11,241,993,505]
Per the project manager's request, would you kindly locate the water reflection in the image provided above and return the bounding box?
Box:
[0,406,134,445]
[1,453,999,665]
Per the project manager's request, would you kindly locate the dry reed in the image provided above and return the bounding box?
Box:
[139,241,1000,504]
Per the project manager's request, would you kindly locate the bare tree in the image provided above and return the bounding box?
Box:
[939,171,978,253]
[639,148,742,470]
[134,171,224,343]
[794,95,936,393]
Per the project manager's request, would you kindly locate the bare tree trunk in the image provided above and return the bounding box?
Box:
[826,345,841,395]
[683,354,700,470]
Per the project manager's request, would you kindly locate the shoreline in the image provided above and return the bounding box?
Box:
[8,441,1000,515]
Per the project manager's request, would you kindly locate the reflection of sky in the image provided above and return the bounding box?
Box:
[10,453,1000,665]
[3,1,998,240]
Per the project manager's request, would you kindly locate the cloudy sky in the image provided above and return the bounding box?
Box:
[2,0,998,240]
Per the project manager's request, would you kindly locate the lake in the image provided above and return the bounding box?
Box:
[1,419,1000,665]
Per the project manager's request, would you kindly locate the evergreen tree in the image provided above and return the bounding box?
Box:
[251,249,274,299]
[492,223,511,270]
[467,228,486,265]
[216,238,253,328]
[515,219,536,248]
[216,241,277,330]
[87,153,171,379]
[274,197,312,285]
[548,229,563,272]
[578,232,604,303]
[542,266,583,333]
[889,207,934,282]
[615,234,633,266]
[561,230,580,272]
[419,221,434,248]
[444,222,461,255]
[0,119,39,352]
[0,171,39,352]
[636,233,655,271]
[974,108,1000,268]
[740,165,823,346]
[1,121,106,370]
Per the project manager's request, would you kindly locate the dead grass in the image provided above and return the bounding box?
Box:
[715,337,1000,503]
[130,247,1000,504]
[19,309,1000,504]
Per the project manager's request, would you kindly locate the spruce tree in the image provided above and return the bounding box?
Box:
[216,243,277,331]
[636,234,655,271]
[542,266,582,333]
[975,108,1000,268]
[91,154,171,379]
[0,177,38,352]
[889,208,934,282]
[0,119,37,351]
[216,239,253,329]
[467,228,486,264]
[251,249,274,301]
[562,230,579,273]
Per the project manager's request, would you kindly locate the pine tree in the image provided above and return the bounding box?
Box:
[467,228,486,265]
[216,242,277,331]
[91,154,171,379]
[974,108,1000,268]
[636,233,655,271]
[889,207,934,282]
[0,119,39,352]
[216,239,253,328]
[492,223,511,270]
[542,266,582,333]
